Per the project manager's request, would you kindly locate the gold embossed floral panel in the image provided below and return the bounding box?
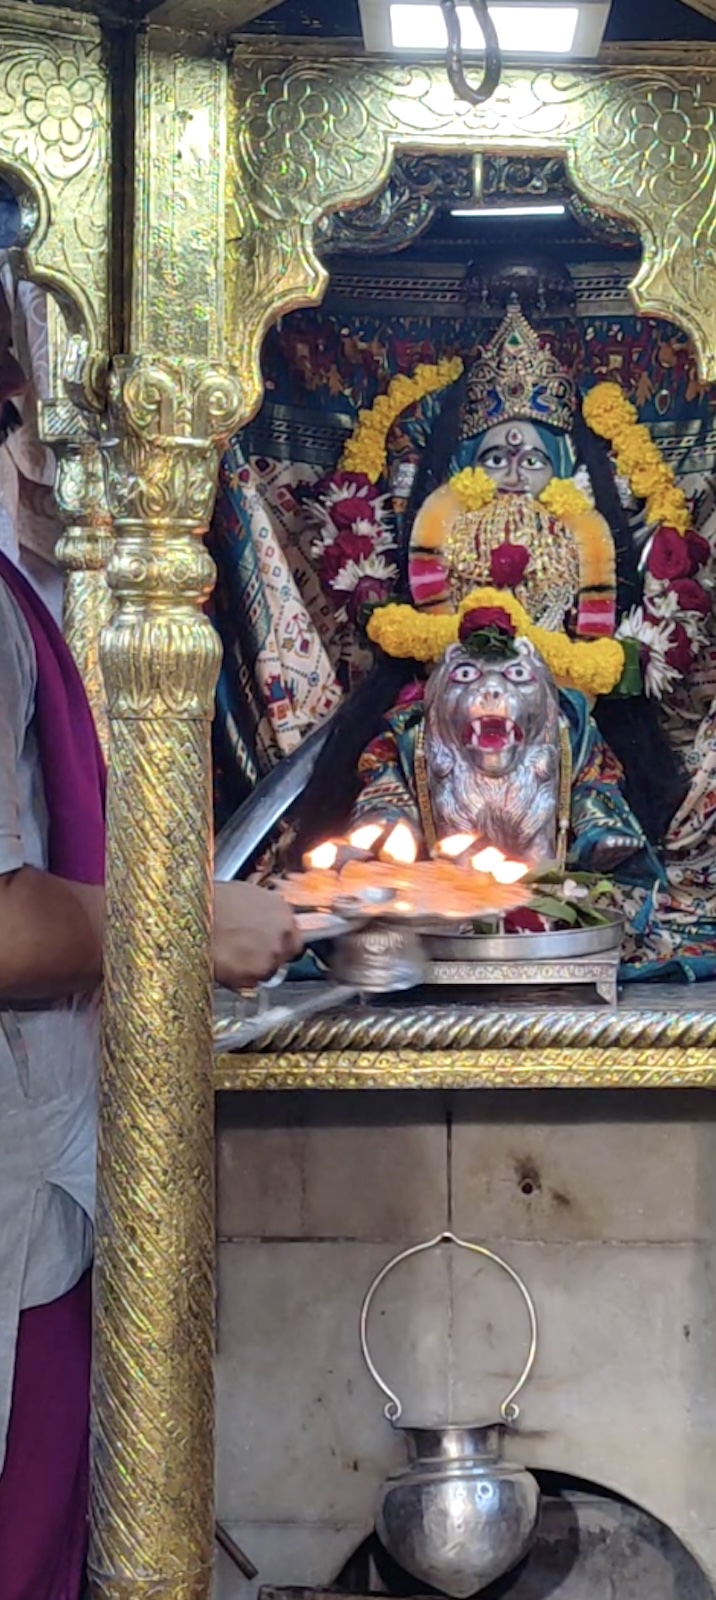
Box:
[226,51,716,423]
[0,5,109,359]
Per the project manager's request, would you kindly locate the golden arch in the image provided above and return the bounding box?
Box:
[224,52,716,426]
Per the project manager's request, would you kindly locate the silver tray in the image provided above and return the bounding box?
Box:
[423,914,623,962]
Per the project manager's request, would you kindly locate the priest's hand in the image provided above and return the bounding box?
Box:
[213,881,302,990]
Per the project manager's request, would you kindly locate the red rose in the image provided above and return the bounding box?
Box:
[504,909,548,934]
[647,526,691,581]
[331,496,377,532]
[686,528,711,574]
[327,471,375,495]
[315,470,375,502]
[345,574,392,622]
[459,606,517,641]
[671,577,712,617]
[320,530,373,582]
[665,621,694,677]
[338,530,374,560]
[490,541,531,589]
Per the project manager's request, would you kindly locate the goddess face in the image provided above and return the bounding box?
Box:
[475,421,554,497]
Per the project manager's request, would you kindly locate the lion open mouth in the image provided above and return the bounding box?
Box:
[466,715,524,752]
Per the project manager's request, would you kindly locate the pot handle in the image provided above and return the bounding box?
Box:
[359,1230,537,1425]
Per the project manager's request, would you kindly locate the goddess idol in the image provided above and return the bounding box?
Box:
[295,301,716,980]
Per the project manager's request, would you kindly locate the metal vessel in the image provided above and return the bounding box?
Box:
[360,1233,540,1597]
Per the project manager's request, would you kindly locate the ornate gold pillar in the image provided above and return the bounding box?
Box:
[86,26,242,1594]
[54,439,113,750]
[90,355,242,1600]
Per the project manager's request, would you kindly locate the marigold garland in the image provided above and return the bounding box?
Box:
[449,467,497,511]
[447,471,593,521]
[538,478,592,521]
[583,383,690,534]
[340,357,464,484]
[367,585,626,697]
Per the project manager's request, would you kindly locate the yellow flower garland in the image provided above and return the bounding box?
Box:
[340,356,464,484]
[582,383,690,534]
[447,470,593,521]
[367,586,625,698]
[538,478,592,520]
[449,466,497,511]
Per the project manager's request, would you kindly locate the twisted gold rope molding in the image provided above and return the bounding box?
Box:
[213,1001,716,1090]
[217,1002,716,1054]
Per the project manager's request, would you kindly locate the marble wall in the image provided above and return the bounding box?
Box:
[214,1089,716,1598]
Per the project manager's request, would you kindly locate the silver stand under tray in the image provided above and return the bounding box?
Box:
[424,922,622,1006]
[331,917,623,1007]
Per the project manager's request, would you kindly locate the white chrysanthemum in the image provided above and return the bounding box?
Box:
[616,606,678,699]
[645,573,710,646]
[643,580,679,620]
[330,553,398,621]
[572,465,595,507]
[321,478,374,505]
[311,517,396,562]
[614,473,634,508]
[321,479,392,524]
[562,879,589,901]
[331,554,397,593]
[311,502,396,553]
[679,609,708,646]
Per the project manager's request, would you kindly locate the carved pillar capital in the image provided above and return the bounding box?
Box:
[53,437,114,752]
[100,357,243,718]
[90,353,243,1600]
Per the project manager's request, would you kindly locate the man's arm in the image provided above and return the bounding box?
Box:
[0,583,300,1000]
[0,870,301,1000]
[0,868,103,999]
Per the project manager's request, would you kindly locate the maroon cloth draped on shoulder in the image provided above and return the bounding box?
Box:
[0,1274,91,1599]
[0,555,104,1595]
[0,550,105,883]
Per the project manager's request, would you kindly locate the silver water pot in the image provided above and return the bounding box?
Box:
[360,1232,540,1598]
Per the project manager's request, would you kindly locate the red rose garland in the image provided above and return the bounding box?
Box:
[310,471,398,623]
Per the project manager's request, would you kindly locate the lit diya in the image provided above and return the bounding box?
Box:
[278,825,531,924]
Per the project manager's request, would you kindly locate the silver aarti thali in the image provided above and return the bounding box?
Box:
[330,908,623,1004]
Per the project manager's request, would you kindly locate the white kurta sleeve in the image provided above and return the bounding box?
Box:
[0,581,32,876]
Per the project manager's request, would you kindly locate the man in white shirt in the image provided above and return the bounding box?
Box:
[0,565,300,1597]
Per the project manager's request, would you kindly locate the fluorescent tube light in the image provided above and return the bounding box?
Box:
[390,4,577,51]
[359,1,611,57]
[451,203,567,217]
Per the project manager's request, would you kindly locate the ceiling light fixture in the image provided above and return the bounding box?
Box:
[359,1,611,62]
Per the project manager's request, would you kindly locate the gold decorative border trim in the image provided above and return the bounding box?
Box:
[215,1046,716,1090]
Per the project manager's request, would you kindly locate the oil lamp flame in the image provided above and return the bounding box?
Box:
[347,823,385,853]
[381,822,418,866]
[471,845,529,884]
[305,840,339,871]
[435,833,478,859]
[492,858,529,885]
[471,845,506,875]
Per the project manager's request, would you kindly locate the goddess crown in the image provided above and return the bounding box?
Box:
[458,301,577,442]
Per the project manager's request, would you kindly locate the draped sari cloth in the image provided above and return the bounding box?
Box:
[0,550,105,880]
